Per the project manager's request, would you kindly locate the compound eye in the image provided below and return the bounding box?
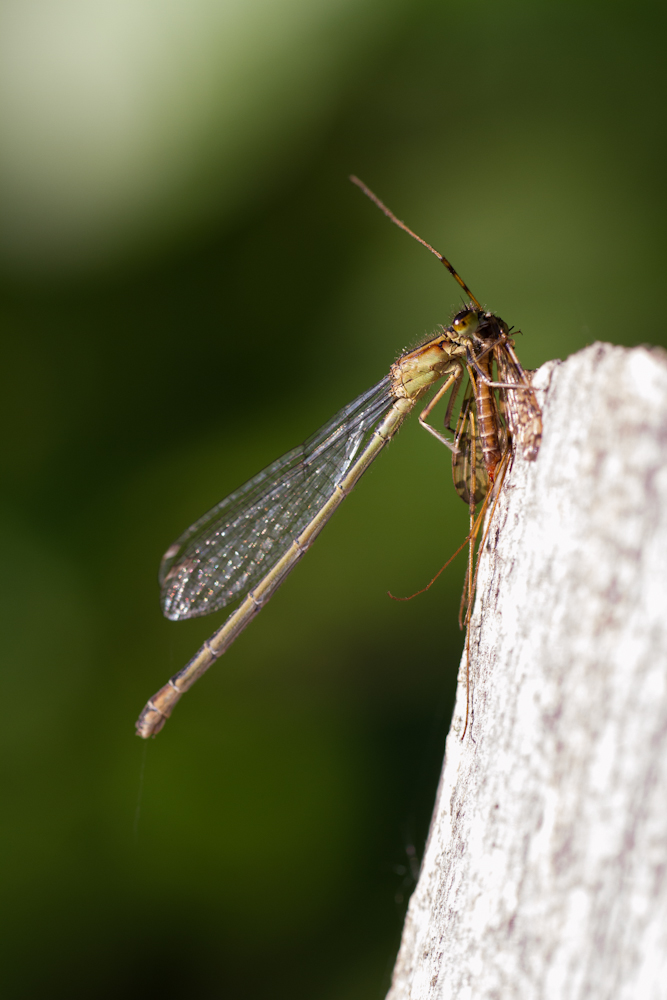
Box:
[451,309,479,336]
[452,309,472,330]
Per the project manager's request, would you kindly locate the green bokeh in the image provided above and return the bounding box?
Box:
[1,2,666,997]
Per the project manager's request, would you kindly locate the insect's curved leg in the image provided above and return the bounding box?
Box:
[466,345,539,392]
[418,367,464,451]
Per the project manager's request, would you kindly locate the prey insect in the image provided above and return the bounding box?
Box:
[136,178,542,739]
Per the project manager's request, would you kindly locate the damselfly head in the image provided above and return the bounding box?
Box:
[449,308,510,349]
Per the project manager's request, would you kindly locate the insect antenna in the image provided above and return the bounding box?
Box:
[350,176,482,310]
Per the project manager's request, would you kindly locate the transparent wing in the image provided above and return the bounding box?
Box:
[160,376,395,620]
[451,382,490,506]
[496,343,542,461]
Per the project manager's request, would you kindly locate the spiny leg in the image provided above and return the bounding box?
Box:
[443,371,463,432]
[466,345,539,392]
[418,368,464,451]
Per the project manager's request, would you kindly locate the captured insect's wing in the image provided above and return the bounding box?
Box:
[160,377,395,620]
[452,422,489,505]
[496,342,542,461]
[451,383,490,505]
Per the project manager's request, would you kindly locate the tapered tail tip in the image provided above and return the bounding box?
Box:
[135,681,183,738]
[135,704,167,739]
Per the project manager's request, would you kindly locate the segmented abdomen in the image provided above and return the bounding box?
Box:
[475,355,502,479]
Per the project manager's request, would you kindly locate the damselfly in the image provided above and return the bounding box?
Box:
[136,179,542,739]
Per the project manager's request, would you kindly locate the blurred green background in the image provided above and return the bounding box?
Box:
[1,0,666,996]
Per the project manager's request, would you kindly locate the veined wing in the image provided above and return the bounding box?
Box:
[160,376,395,620]
[495,342,542,460]
[451,381,490,505]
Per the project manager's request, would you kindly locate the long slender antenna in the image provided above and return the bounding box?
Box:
[350,175,482,310]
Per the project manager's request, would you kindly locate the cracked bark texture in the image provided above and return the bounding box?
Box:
[387,343,667,1000]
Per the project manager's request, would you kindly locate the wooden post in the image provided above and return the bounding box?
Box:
[388,343,667,1000]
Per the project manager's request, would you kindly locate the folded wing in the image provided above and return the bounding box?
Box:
[160,376,394,620]
[496,343,542,461]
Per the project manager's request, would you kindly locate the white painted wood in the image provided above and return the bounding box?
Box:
[388,343,667,1000]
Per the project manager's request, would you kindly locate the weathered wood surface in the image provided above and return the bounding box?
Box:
[387,343,667,1000]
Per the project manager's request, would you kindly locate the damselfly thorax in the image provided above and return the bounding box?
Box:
[136,181,543,740]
